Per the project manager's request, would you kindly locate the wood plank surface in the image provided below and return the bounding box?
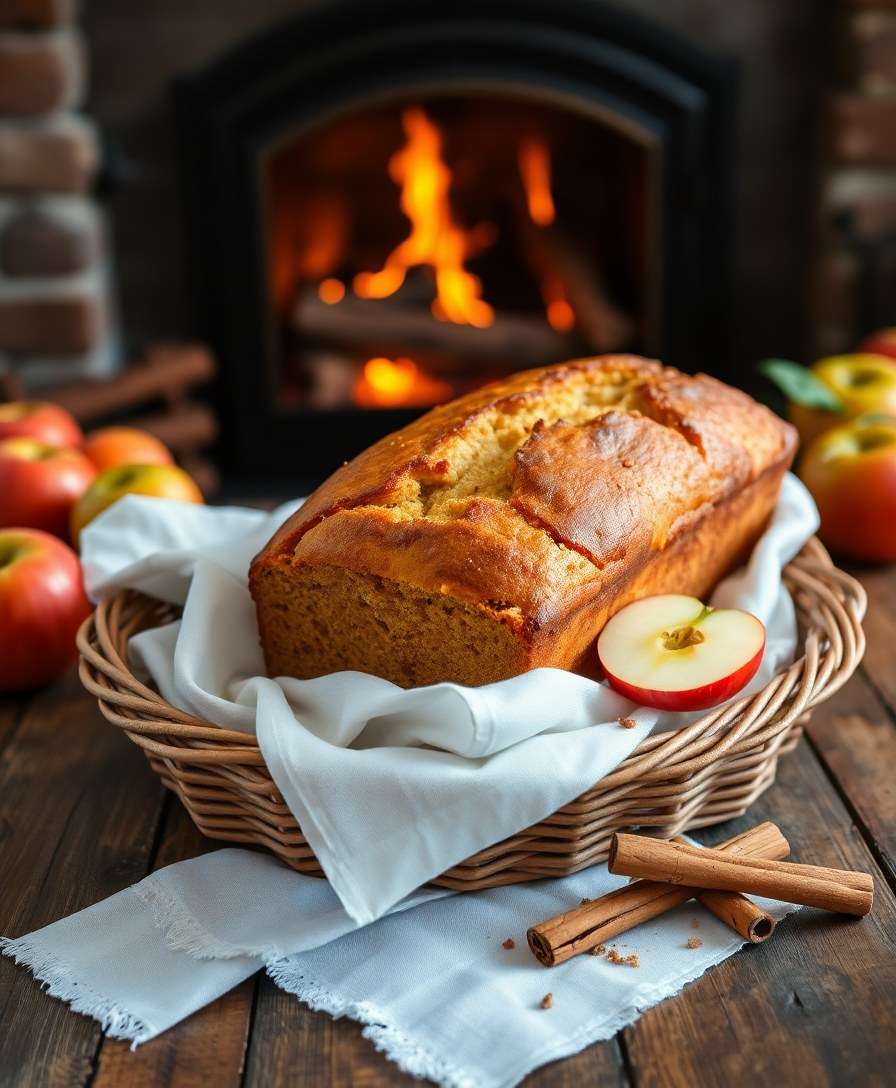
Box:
[0,671,167,1088]
[0,693,28,757]
[621,737,896,1087]
[848,563,896,719]
[3,559,896,1086]
[806,670,896,885]
[91,802,255,1088]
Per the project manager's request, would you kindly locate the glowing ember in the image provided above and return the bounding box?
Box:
[353,357,453,408]
[518,137,556,227]
[543,277,576,333]
[353,108,495,328]
[318,277,346,304]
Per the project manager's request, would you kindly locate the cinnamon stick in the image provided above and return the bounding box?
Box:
[527,822,787,966]
[609,834,874,917]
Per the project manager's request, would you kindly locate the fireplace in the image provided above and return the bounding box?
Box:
[176,0,736,481]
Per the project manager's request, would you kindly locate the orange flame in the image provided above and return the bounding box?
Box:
[519,136,575,333]
[353,357,453,408]
[353,108,494,328]
[518,137,556,227]
[318,277,345,304]
[544,284,575,333]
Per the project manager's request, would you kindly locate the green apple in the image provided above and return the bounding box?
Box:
[71,462,204,547]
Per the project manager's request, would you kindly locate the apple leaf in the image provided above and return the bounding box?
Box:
[758,359,845,412]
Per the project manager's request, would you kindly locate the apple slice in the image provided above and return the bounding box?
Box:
[597,595,765,712]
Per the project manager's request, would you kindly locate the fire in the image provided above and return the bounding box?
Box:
[519,135,576,334]
[353,108,494,328]
[543,279,576,333]
[353,357,453,408]
[518,137,556,227]
[318,277,345,304]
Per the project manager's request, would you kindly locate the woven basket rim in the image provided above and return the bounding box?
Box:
[77,536,866,764]
[76,536,867,888]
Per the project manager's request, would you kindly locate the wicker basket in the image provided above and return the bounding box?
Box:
[77,537,865,892]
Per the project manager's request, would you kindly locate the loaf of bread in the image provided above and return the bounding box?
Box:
[250,356,797,687]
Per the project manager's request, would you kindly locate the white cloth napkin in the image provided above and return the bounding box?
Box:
[1,845,798,1087]
[78,473,818,925]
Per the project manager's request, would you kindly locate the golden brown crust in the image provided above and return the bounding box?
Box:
[250,356,797,685]
[260,356,660,556]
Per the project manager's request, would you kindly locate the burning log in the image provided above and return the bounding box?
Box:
[293,286,582,368]
[515,212,635,354]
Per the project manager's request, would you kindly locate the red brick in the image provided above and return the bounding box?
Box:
[0,294,104,354]
[825,170,896,236]
[1,208,100,276]
[0,32,84,116]
[0,121,96,193]
[0,0,74,30]
[854,13,896,92]
[833,95,896,165]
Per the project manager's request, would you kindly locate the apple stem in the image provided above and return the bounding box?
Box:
[661,625,706,651]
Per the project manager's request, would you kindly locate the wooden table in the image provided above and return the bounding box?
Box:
[2,563,896,1088]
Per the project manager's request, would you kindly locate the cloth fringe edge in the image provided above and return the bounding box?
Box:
[0,936,153,1048]
[266,956,481,1088]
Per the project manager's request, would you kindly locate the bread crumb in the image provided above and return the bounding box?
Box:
[592,943,639,967]
[686,937,703,950]
[502,938,515,950]
[618,717,637,729]
[540,993,553,1010]
[605,947,640,967]
[580,897,592,906]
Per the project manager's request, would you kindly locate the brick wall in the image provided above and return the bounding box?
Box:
[816,0,896,354]
[0,0,116,391]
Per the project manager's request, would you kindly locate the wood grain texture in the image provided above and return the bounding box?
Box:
[848,563,896,718]
[621,739,896,1087]
[0,692,28,757]
[0,671,167,1088]
[806,668,896,886]
[92,801,255,1088]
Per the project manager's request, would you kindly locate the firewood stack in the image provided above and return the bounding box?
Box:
[28,342,219,496]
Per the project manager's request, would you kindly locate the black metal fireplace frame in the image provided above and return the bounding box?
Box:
[175,0,737,482]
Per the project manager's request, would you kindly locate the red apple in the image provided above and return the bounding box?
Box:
[0,528,92,692]
[0,400,82,448]
[0,437,97,539]
[82,426,174,473]
[858,327,896,361]
[799,414,896,562]
[597,595,766,711]
[71,462,204,546]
